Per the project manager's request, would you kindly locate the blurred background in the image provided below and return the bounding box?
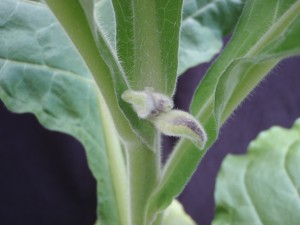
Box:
[1,55,300,225]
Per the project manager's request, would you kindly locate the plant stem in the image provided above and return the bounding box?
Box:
[98,93,130,225]
[126,139,160,225]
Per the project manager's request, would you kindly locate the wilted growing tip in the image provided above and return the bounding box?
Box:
[122,89,207,150]
[151,110,207,150]
[121,88,173,119]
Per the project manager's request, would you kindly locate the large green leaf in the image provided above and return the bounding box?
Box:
[213,119,300,225]
[146,0,300,220]
[0,1,128,224]
[178,0,245,75]
[111,0,183,96]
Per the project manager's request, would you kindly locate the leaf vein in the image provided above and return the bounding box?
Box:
[272,0,281,24]
[244,163,264,225]
[0,57,94,84]
[283,141,300,199]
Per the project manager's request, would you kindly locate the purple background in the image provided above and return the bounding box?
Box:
[1,56,300,225]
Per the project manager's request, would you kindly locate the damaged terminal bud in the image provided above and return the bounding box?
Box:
[150,110,207,149]
[122,88,207,149]
[121,88,173,119]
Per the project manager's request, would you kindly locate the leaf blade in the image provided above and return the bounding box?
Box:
[111,0,183,96]
[213,119,300,225]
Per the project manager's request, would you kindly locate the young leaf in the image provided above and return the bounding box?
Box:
[146,0,300,220]
[0,1,128,224]
[213,119,300,225]
[111,0,183,97]
[178,0,245,75]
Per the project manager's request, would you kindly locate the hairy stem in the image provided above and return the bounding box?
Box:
[126,138,161,225]
[98,93,130,225]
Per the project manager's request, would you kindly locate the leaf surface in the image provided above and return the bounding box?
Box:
[178,0,245,75]
[146,0,300,220]
[213,119,300,225]
[111,0,183,96]
[0,1,128,224]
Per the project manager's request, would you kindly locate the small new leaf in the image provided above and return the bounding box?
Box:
[151,110,207,149]
[122,89,207,149]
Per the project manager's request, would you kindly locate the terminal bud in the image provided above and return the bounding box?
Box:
[121,88,173,119]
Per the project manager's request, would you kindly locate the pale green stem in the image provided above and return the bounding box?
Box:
[126,138,160,225]
[98,93,130,225]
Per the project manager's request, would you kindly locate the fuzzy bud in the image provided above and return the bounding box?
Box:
[150,110,207,149]
[121,88,173,119]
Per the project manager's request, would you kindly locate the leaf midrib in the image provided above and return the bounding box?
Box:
[244,161,264,225]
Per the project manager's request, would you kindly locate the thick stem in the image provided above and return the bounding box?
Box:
[126,138,160,225]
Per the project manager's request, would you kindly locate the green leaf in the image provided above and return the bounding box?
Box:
[111,0,183,96]
[0,1,128,224]
[161,200,196,225]
[146,0,300,220]
[213,119,300,225]
[178,0,245,75]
